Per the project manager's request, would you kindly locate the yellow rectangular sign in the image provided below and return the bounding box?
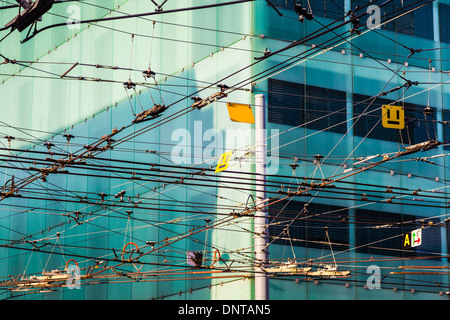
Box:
[382,104,404,129]
[226,103,255,124]
[215,151,233,173]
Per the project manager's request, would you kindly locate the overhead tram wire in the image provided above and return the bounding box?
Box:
[1,192,448,296]
[0,0,89,11]
[3,161,450,225]
[80,1,405,151]
[0,0,440,148]
[318,57,417,180]
[260,80,442,179]
[0,72,446,190]
[3,146,450,199]
[3,46,449,92]
[3,140,446,245]
[6,0,256,44]
[253,0,392,61]
[230,0,429,94]
[0,0,436,160]
[97,3,384,152]
[3,144,450,204]
[0,1,446,290]
[1,120,448,202]
[3,182,446,296]
[154,1,418,162]
[0,135,264,250]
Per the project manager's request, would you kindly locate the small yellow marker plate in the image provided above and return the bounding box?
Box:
[215,151,234,173]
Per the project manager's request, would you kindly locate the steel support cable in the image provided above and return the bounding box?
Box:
[0,4,442,278]
[0,159,273,203]
[0,0,440,148]
[210,8,427,177]
[270,274,450,294]
[2,47,448,94]
[75,215,244,281]
[6,160,450,210]
[3,188,449,234]
[10,0,256,43]
[0,1,422,166]
[1,57,251,94]
[254,0,386,61]
[26,197,450,243]
[0,144,430,188]
[0,0,85,11]
[204,3,430,158]
[0,123,131,202]
[0,176,246,244]
[0,140,72,216]
[0,242,247,286]
[306,223,442,267]
[0,215,444,292]
[93,1,389,150]
[245,0,430,87]
[1,215,246,270]
[2,151,448,216]
[1,214,239,282]
[36,7,259,62]
[4,188,440,232]
[2,150,449,202]
[2,1,436,83]
[3,50,446,94]
[234,139,445,235]
[317,52,415,180]
[79,0,255,39]
[0,207,245,247]
[264,181,450,230]
[0,62,218,198]
[0,70,414,174]
[298,2,431,172]
[267,74,450,165]
[227,6,393,91]
[261,83,424,170]
[0,0,260,175]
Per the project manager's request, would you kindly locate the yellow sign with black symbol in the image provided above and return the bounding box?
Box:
[382,105,404,129]
[215,151,233,173]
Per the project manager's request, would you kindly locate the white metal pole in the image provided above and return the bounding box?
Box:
[254,93,268,300]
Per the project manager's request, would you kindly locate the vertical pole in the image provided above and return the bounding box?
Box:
[254,94,268,300]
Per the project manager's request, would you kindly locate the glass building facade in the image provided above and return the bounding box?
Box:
[0,0,449,300]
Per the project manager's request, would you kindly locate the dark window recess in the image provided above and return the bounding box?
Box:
[355,209,441,259]
[353,94,400,142]
[446,221,450,262]
[268,79,304,127]
[304,85,347,134]
[308,0,345,20]
[442,110,450,150]
[352,0,433,39]
[268,0,345,19]
[353,94,436,145]
[402,102,437,145]
[268,79,348,133]
[268,199,349,251]
[395,0,434,39]
[440,3,450,43]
